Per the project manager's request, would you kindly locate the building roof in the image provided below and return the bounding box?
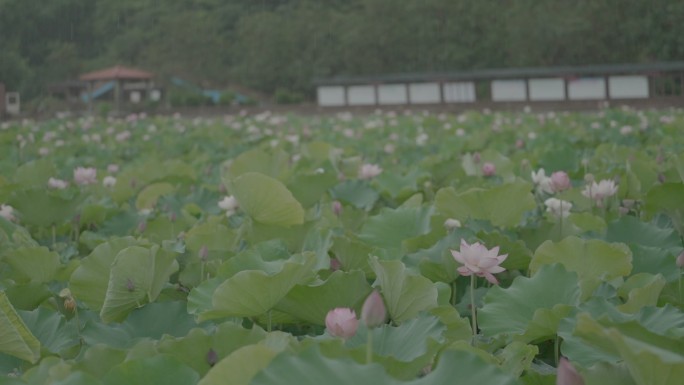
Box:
[314,61,684,86]
[80,65,154,81]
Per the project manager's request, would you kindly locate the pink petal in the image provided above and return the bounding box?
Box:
[483,271,499,285]
[457,266,473,276]
[487,265,506,274]
[451,250,465,264]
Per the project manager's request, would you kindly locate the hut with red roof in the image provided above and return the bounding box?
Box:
[79,65,160,113]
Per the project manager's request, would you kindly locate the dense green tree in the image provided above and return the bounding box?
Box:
[1,0,683,100]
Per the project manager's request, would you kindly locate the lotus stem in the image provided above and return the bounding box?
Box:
[470,275,477,342]
[559,200,563,238]
[366,329,373,364]
[554,334,561,366]
[267,310,272,332]
[52,225,56,248]
[451,280,457,306]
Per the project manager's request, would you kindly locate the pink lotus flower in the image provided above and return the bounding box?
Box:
[451,240,508,284]
[361,290,387,328]
[73,167,97,185]
[102,176,117,188]
[48,177,68,190]
[550,171,571,192]
[0,204,16,222]
[532,168,554,194]
[358,164,382,180]
[557,357,584,385]
[482,162,496,177]
[676,250,684,268]
[325,308,358,339]
[218,195,239,217]
[581,179,618,204]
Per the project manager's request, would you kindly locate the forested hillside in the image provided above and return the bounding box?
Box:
[1,0,683,100]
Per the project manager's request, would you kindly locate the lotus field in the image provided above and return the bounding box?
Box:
[1,108,684,385]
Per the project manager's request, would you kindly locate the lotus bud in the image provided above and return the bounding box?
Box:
[444,218,462,230]
[206,348,218,367]
[676,251,684,268]
[482,162,496,177]
[658,173,666,183]
[329,258,342,271]
[557,357,584,385]
[515,139,525,149]
[325,308,358,339]
[332,201,343,217]
[361,290,387,328]
[550,171,571,192]
[472,152,481,164]
[63,298,76,312]
[137,221,147,233]
[199,245,209,262]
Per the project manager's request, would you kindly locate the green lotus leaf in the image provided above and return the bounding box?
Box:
[9,188,83,227]
[210,253,316,319]
[250,346,520,385]
[347,314,447,363]
[275,270,372,325]
[13,159,57,187]
[496,341,539,378]
[135,182,175,210]
[479,264,580,340]
[230,172,304,226]
[573,313,684,385]
[287,169,338,208]
[434,180,536,228]
[605,216,681,250]
[642,183,684,234]
[223,148,290,181]
[359,206,433,252]
[530,237,632,299]
[629,245,680,282]
[69,237,146,311]
[329,180,379,210]
[183,219,236,258]
[100,245,179,323]
[616,273,666,313]
[198,344,278,385]
[3,283,51,310]
[0,292,40,363]
[369,258,438,323]
[0,219,38,256]
[101,354,199,385]
[3,246,60,284]
[50,371,102,385]
[157,322,268,377]
[18,307,78,355]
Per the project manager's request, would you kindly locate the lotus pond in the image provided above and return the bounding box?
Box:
[0,108,683,385]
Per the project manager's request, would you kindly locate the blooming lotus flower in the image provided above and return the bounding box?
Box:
[550,171,571,192]
[444,218,462,230]
[451,240,508,284]
[361,290,387,328]
[582,179,618,204]
[0,204,16,222]
[73,167,97,185]
[103,176,117,188]
[48,177,68,190]
[358,164,382,180]
[532,169,554,194]
[556,357,584,385]
[325,308,358,339]
[482,162,496,177]
[676,250,684,268]
[218,195,239,217]
[544,198,573,219]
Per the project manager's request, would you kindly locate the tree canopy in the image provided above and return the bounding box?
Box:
[1,0,683,100]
